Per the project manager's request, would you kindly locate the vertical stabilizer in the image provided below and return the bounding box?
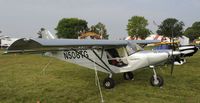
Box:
[37,28,57,39]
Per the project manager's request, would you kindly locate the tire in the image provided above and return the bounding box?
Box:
[150,75,164,87]
[123,72,134,80]
[103,78,115,89]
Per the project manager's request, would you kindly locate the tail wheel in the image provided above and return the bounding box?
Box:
[123,72,134,80]
[150,75,164,87]
[103,78,115,89]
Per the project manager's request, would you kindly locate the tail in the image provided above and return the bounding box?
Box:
[37,28,57,39]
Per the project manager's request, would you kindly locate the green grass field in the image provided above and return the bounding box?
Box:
[0,50,200,103]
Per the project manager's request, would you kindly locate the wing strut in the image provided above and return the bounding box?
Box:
[71,49,112,73]
[92,49,114,73]
[100,47,105,58]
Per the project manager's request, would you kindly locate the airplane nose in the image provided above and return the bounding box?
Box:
[146,52,169,65]
[168,51,181,56]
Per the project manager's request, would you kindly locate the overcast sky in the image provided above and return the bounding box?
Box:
[0,0,199,39]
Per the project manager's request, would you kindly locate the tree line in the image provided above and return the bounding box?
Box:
[55,18,108,39]
[55,16,200,41]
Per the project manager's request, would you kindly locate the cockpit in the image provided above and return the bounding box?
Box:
[105,42,143,67]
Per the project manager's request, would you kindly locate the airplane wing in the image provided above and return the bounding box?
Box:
[129,40,160,44]
[5,38,160,53]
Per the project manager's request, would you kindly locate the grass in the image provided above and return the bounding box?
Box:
[0,49,200,103]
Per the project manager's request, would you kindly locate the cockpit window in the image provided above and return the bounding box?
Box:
[126,43,143,55]
[126,45,135,55]
[105,47,128,67]
[135,44,143,51]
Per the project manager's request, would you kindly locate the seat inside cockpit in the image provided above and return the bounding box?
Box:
[105,47,128,67]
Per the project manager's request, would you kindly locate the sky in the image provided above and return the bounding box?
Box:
[0,0,199,40]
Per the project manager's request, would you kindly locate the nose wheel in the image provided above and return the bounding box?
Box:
[150,75,164,87]
[149,65,164,87]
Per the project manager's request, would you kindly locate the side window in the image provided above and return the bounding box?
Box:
[116,47,126,57]
[126,45,135,55]
[106,48,120,58]
[105,47,128,67]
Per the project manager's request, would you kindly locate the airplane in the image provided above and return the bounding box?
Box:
[179,45,198,57]
[4,30,181,89]
[154,42,199,65]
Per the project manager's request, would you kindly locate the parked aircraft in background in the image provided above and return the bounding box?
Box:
[154,42,199,65]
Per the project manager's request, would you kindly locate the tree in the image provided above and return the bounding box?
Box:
[157,18,184,40]
[127,16,151,39]
[55,18,88,38]
[90,22,109,39]
[184,21,200,41]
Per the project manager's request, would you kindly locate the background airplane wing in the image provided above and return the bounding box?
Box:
[128,40,160,44]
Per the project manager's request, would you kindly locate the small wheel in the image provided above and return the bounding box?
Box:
[103,78,115,89]
[123,72,134,80]
[150,75,164,87]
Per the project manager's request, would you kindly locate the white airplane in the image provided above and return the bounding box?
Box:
[173,45,198,65]
[4,30,181,89]
[154,43,199,65]
[179,45,198,57]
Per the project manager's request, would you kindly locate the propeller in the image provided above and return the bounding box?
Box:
[170,50,174,76]
[170,29,175,76]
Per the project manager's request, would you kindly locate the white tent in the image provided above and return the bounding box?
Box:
[178,36,189,45]
[125,34,171,42]
[145,34,170,42]
[0,36,18,48]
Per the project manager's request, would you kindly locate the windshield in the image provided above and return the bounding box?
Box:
[126,43,143,55]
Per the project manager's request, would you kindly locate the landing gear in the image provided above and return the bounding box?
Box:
[123,72,134,80]
[103,77,115,89]
[149,65,164,87]
[150,75,164,87]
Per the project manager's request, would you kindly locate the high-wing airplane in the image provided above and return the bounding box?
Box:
[5,38,182,89]
[4,29,182,89]
[179,45,198,57]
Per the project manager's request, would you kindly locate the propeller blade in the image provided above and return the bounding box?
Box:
[170,55,174,76]
[171,32,175,76]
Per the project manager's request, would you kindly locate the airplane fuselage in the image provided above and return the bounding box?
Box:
[46,47,170,74]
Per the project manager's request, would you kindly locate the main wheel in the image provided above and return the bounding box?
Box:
[123,72,134,80]
[103,78,115,89]
[150,75,164,87]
